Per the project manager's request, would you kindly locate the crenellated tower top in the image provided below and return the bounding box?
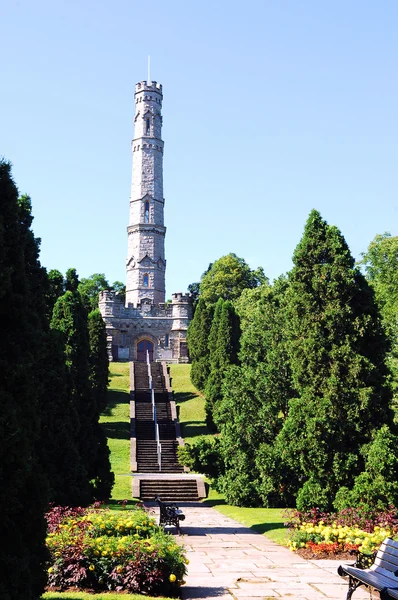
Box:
[135,80,163,94]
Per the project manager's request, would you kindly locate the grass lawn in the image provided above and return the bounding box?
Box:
[100,362,132,502]
[168,364,212,441]
[43,593,173,600]
[169,363,289,545]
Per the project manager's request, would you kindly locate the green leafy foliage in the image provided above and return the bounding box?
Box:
[199,253,264,305]
[177,437,222,480]
[334,425,398,511]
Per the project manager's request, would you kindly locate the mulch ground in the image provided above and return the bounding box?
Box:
[296,548,354,561]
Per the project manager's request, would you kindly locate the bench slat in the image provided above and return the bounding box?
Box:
[373,557,398,574]
[341,565,397,589]
[377,543,398,563]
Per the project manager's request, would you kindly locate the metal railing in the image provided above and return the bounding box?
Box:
[146,351,161,471]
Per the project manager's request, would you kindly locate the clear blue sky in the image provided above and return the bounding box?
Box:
[2,1,397,296]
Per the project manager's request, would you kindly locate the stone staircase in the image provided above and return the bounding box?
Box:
[134,362,184,474]
[131,361,206,501]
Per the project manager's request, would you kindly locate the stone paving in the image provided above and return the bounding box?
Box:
[146,501,372,600]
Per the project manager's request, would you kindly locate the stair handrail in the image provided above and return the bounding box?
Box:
[156,423,161,472]
[147,350,161,471]
[146,350,153,390]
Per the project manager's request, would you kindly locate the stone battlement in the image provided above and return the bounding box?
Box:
[171,293,192,303]
[135,81,162,94]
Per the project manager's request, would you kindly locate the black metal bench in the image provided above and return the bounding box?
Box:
[338,538,398,599]
[155,496,185,534]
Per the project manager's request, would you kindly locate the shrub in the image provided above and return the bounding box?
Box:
[296,480,330,512]
[45,506,187,596]
[177,436,223,480]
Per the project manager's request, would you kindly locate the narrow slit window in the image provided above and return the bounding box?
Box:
[165,334,169,347]
[143,274,149,287]
[144,201,149,223]
[146,118,150,135]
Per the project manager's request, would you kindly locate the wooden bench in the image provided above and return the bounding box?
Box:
[338,538,398,599]
[155,496,185,534]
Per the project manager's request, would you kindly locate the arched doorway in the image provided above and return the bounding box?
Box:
[137,339,154,362]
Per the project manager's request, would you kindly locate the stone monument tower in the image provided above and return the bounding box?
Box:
[126,81,166,306]
[99,80,192,362]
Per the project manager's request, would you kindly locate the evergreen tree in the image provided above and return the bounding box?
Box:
[88,308,109,413]
[0,161,48,600]
[36,328,92,506]
[88,309,114,499]
[360,233,398,405]
[45,268,64,318]
[51,290,114,501]
[205,299,240,430]
[187,297,214,391]
[65,267,79,292]
[278,210,393,509]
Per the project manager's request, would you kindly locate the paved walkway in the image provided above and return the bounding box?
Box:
[147,502,371,600]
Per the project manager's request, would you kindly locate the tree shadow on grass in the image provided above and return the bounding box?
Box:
[174,391,198,403]
[250,521,287,535]
[181,421,209,438]
[101,421,130,440]
[102,390,130,416]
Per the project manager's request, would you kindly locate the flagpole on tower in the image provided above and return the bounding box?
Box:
[148,55,151,83]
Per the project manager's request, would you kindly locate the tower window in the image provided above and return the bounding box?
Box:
[121,331,127,346]
[165,334,169,347]
[144,201,149,223]
[143,274,149,287]
[146,118,150,135]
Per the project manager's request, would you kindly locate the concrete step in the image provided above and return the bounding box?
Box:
[139,478,199,500]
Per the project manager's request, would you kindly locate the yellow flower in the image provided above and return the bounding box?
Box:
[185,558,190,564]
[48,567,54,573]
[116,565,123,573]
[89,564,95,571]
[169,574,177,583]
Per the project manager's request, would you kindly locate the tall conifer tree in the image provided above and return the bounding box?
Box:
[51,290,114,501]
[278,209,392,509]
[0,162,48,600]
[205,299,240,430]
[187,297,214,391]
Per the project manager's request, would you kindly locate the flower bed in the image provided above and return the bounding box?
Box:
[46,505,187,596]
[285,505,398,558]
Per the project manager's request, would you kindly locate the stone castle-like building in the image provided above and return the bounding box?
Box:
[99,80,192,362]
